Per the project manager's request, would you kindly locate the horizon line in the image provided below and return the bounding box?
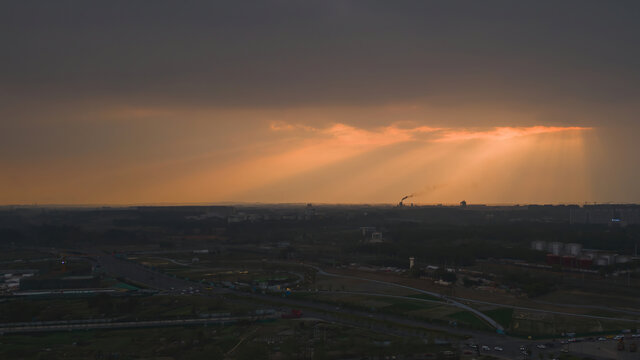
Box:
[1,201,639,209]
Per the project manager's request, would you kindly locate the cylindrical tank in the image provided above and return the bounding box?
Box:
[548,242,563,255]
[600,253,617,264]
[565,243,583,257]
[616,255,631,264]
[531,240,547,251]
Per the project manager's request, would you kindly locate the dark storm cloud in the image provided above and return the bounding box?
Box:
[2,0,640,108]
[3,1,640,204]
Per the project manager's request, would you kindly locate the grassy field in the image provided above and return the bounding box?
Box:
[131,256,308,288]
[447,311,493,331]
[510,309,636,338]
[0,249,52,261]
[0,326,236,359]
[482,307,514,329]
[287,291,489,332]
[536,289,640,312]
[312,273,448,298]
[0,294,251,323]
[0,320,458,359]
[290,292,440,314]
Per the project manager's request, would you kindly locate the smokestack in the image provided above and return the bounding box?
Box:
[399,194,414,207]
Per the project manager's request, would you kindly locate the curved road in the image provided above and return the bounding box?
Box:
[451,296,640,324]
[308,265,504,332]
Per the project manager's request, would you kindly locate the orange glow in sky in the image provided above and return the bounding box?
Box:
[136,122,593,205]
[0,106,595,205]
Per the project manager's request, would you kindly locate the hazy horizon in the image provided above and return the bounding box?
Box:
[4,201,639,209]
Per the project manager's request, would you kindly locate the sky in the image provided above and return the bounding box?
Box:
[1,1,640,205]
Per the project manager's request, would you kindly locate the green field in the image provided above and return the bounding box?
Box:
[0,295,250,323]
[448,311,493,331]
[482,307,514,329]
[510,309,635,338]
[0,320,458,360]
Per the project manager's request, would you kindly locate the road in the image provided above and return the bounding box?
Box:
[451,296,640,324]
[0,316,263,334]
[305,263,640,325]
[308,264,504,332]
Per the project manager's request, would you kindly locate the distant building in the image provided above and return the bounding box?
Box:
[434,279,452,286]
[360,227,377,237]
[570,205,640,225]
[304,203,316,219]
[598,253,617,265]
[543,243,623,269]
[369,232,383,243]
[564,243,582,257]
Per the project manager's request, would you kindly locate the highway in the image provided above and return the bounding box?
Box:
[307,264,505,331]
[0,316,261,334]
[96,254,228,294]
[305,263,640,326]
[451,296,640,324]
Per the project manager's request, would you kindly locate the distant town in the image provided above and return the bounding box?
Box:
[1,203,640,359]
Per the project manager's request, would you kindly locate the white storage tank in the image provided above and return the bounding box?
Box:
[564,243,583,257]
[531,240,547,251]
[616,255,631,264]
[600,253,617,264]
[548,242,564,255]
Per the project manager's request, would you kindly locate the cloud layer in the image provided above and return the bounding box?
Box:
[1,1,639,204]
